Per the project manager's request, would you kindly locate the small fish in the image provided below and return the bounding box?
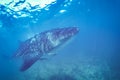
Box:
[13,27,79,71]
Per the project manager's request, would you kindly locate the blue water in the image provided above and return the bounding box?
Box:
[0,0,120,80]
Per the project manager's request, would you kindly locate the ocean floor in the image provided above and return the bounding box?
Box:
[12,58,112,80]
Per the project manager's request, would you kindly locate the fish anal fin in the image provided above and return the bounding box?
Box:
[20,56,39,71]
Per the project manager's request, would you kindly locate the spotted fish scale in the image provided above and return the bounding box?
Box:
[13,27,79,71]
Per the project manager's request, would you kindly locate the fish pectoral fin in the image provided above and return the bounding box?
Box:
[48,52,57,56]
[39,57,47,60]
[20,56,39,71]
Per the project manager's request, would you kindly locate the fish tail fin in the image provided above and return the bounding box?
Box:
[20,57,39,71]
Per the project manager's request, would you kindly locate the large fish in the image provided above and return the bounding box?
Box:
[13,27,79,71]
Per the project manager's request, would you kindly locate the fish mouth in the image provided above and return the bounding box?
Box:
[60,27,79,38]
[46,27,79,46]
[65,27,79,36]
[53,27,79,42]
